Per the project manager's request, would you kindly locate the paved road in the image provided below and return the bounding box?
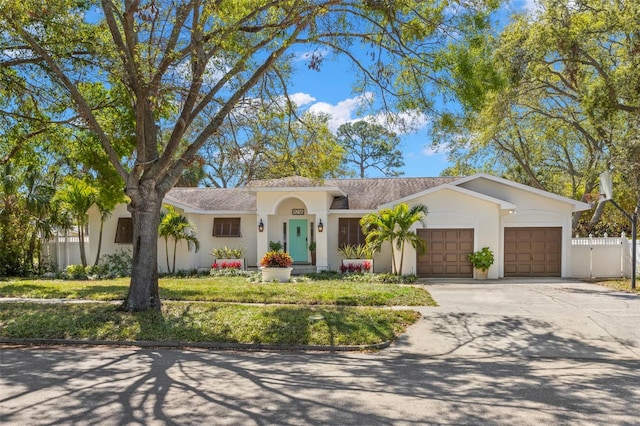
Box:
[1,280,639,425]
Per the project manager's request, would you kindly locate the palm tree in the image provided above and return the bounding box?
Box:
[54,177,97,267]
[393,203,428,274]
[93,185,125,266]
[360,203,428,275]
[159,205,200,274]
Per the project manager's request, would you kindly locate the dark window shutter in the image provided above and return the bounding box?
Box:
[114,217,133,244]
[213,218,241,237]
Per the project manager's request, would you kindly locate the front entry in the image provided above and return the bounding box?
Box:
[288,219,308,263]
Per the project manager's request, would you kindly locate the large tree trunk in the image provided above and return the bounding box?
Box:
[123,181,163,312]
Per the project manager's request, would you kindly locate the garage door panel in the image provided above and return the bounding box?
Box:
[531,253,546,262]
[459,241,473,251]
[445,253,459,262]
[505,227,561,277]
[431,242,444,251]
[445,242,459,251]
[417,228,474,278]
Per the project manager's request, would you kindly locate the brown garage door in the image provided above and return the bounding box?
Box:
[417,229,474,277]
[504,227,562,277]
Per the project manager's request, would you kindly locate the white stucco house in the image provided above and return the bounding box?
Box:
[87,173,590,278]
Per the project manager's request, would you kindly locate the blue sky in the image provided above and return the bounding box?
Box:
[285,53,452,178]
[280,0,532,178]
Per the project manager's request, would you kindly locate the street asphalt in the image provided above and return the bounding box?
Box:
[1,279,639,425]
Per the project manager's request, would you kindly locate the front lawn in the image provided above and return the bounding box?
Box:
[0,302,420,347]
[0,276,436,306]
[0,276,434,347]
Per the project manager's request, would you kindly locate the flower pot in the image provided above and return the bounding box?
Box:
[341,259,374,273]
[474,268,489,280]
[213,258,246,270]
[260,267,293,282]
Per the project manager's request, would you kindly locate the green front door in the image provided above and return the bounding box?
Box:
[289,219,308,263]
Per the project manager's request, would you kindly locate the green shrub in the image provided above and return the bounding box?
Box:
[85,263,109,279]
[102,249,132,277]
[269,241,283,251]
[337,244,373,259]
[65,264,87,280]
[211,246,246,259]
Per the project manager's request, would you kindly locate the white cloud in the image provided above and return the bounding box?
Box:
[288,92,316,107]
[366,111,430,135]
[308,93,373,132]
[301,93,430,135]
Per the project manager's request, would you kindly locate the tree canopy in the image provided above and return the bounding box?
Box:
[1,0,499,309]
[437,0,640,229]
[336,120,404,178]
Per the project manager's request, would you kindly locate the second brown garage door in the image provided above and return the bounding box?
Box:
[417,229,474,277]
[504,227,562,277]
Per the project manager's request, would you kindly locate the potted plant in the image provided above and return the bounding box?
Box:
[338,243,374,273]
[211,246,246,270]
[259,250,293,282]
[468,247,494,279]
[308,241,316,266]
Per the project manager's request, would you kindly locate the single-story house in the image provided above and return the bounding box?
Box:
[87,173,591,278]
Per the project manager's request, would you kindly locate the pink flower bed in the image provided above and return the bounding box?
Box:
[340,260,372,273]
[211,261,243,270]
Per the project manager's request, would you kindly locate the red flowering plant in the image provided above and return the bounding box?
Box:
[210,260,245,276]
[259,250,293,268]
[211,261,242,270]
[340,261,372,274]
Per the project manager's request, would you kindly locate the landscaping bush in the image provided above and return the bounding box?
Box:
[210,260,250,277]
[65,264,88,280]
[83,249,133,279]
[101,249,132,278]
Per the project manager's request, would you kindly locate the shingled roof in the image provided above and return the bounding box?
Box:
[165,187,256,212]
[324,177,457,209]
[166,176,458,212]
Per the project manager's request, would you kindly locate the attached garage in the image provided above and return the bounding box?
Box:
[417,229,474,277]
[504,227,562,277]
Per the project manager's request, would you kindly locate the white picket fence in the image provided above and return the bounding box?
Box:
[571,235,639,278]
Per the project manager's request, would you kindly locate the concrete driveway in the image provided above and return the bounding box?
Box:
[1,280,639,425]
[391,279,640,360]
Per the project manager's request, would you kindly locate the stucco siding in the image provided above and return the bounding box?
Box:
[399,188,501,278]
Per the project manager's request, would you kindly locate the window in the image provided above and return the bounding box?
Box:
[114,217,133,244]
[213,218,241,237]
[338,218,365,248]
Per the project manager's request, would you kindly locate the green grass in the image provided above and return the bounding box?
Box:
[595,279,640,295]
[0,277,436,306]
[0,302,420,346]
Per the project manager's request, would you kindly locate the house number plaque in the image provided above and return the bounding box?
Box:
[292,209,305,215]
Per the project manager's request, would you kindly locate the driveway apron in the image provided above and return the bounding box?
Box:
[389,279,640,360]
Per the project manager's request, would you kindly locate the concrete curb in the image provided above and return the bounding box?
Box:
[0,338,392,352]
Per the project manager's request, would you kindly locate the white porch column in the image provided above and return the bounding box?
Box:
[314,213,329,271]
[256,212,270,262]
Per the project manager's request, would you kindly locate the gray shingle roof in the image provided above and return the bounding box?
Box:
[166,176,458,212]
[324,177,457,209]
[165,187,256,211]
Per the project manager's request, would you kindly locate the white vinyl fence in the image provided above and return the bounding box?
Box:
[42,235,89,270]
[571,234,639,279]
